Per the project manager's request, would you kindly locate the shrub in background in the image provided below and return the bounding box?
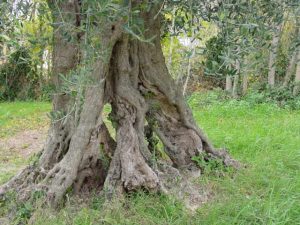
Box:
[0,47,40,101]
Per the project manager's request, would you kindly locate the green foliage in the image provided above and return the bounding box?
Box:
[188,89,231,107]
[39,83,55,101]
[243,87,300,110]
[0,0,52,101]
[204,35,235,78]
[188,88,300,110]
[0,47,38,101]
[1,190,46,225]
[192,153,229,177]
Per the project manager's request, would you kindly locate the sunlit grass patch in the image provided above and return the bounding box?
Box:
[0,101,51,138]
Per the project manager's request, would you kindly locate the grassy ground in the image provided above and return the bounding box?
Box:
[0,102,51,138]
[0,96,299,225]
[0,102,51,185]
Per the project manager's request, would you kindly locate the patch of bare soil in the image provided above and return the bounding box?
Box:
[0,128,48,162]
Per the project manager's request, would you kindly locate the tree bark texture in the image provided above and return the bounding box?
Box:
[0,1,239,209]
[232,56,240,98]
[183,47,196,96]
[225,75,233,92]
[283,25,299,88]
[242,74,248,95]
[293,49,300,96]
[267,24,282,88]
[283,50,297,87]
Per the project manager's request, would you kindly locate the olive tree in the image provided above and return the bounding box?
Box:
[0,0,238,208]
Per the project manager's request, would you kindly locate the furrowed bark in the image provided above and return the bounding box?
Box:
[40,0,81,169]
[1,1,239,212]
[137,8,239,169]
[0,11,122,207]
[42,21,123,205]
[0,0,80,197]
[104,37,159,198]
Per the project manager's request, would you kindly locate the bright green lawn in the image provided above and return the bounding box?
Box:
[0,98,299,225]
[0,102,51,138]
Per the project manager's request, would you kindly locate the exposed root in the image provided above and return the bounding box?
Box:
[0,165,48,203]
[1,8,240,215]
[39,94,75,169]
[42,160,76,206]
[74,124,114,193]
[117,109,159,191]
[156,162,210,211]
[207,148,241,169]
[103,147,124,200]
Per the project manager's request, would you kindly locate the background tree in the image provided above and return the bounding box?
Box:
[0,0,52,101]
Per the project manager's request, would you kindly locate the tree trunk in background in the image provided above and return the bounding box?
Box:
[183,47,196,96]
[293,49,300,95]
[39,0,80,169]
[283,50,297,87]
[0,0,82,203]
[232,75,239,97]
[267,24,282,88]
[225,75,233,92]
[46,50,51,80]
[3,44,8,58]
[232,56,240,98]
[283,25,299,88]
[167,8,176,71]
[242,58,249,95]
[0,1,239,209]
[0,43,8,65]
[242,74,248,95]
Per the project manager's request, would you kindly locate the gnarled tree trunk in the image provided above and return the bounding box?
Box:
[0,1,239,210]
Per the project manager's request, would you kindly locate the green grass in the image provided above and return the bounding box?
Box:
[0,101,51,138]
[0,102,51,184]
[189,98,300,225]
[1,97,300,225]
